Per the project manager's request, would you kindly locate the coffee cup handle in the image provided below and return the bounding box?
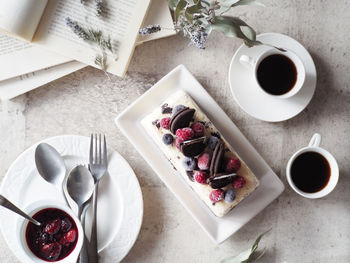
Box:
[308,133,321,147]
[239,55,255,70]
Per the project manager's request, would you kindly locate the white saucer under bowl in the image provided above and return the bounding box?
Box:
[0,135,143,263]
[228,32,317,122]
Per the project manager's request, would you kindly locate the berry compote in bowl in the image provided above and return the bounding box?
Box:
[17,200,83,263]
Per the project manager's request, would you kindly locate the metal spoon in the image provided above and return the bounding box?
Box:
[35,143,70,205]
[0,195,41,226]
[66,165,95,263]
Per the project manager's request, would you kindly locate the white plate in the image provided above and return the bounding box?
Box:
[229,33,317,122]
[115,65,284,243]
[0,135,143,263]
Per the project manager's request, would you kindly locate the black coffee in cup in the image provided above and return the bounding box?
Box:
[291,151,331,193]
[257,54,297,95]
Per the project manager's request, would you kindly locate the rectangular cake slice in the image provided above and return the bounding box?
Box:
[141,90,259,217]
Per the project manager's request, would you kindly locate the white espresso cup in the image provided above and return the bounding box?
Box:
[239,48,306,99]
[286,133,339,199]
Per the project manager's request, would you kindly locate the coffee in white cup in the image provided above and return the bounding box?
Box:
[286,133,339,199]
[240,48,306,99]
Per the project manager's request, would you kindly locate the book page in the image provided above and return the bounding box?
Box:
[34,0,151,77]
[137,0,175,45]
[0,34,71,81]
[0,61,86,100]
[0,0,47,41]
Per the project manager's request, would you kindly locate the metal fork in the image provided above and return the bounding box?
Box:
[89,134,107,263]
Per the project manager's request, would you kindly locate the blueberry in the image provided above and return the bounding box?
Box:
[172,104,186,116]
[224,189,236,203]
[162,134,174,145]
[182,157,197,171]
[208,136,219,150]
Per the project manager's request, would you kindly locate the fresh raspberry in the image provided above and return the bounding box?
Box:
[176,128,194,141]
[44,219,61,235]
[225,158,241,173]
[232,176,246,189]
[175,138,183,149]
[191,122,205,137]
[193,170,208,184]
[210,189,224,203]
[197,153,211,170]
[160,117,171,129]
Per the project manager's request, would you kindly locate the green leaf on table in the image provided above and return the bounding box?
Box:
[250,229,271,254]
[220,249,252,263]
[175,0,187,22]
[220,229,270,263]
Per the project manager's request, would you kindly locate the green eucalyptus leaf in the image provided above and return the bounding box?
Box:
[220,229,270,263]
[231,0,265,7]
[250,229,271,253]
[209,0,216,8]
[168,0,178,10]
[187,4,201,13]
[252,248,267,261]
[198,17,210,26]
[175,0,187,22]
[210,16,246,38]
[217,0,264,15]
[185,4,201,22]
[187,0,200,5]
[201,0,210,6]
[185,11,193,22]
[220,249,252,263]
[230,17,256,41]
[211,16,258,46]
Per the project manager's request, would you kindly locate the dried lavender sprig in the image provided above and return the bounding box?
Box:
[94,53,111,80]
[178,18,209,50]
[95,53,107,71]
[139,25,161,35]
[188,28,208,49]
[87,29,112,52]
[66,18,113,53]
[65,17,90,41]
[95,0,104,16]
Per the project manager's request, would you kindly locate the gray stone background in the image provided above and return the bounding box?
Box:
[1,1,350,262]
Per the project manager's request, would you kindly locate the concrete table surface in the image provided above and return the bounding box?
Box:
[1,1,349,262]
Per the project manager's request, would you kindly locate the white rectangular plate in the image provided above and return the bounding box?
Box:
[115,65,284,243]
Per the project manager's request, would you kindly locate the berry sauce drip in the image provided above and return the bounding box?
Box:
[25,208,78,262]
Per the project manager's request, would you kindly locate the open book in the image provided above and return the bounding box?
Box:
[0,0,151,77]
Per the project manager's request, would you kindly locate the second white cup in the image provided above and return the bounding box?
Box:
[286,133,339,199]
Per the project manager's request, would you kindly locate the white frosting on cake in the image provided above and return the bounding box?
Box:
[141,90,259,217]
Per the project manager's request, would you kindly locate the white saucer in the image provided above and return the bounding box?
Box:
[0,135,143,263]
[228,33,317,122]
